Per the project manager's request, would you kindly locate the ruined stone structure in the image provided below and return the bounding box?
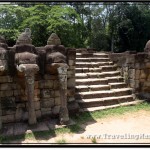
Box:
[109,51,150,99]
[0,30,77,130]
[0,29,149,132]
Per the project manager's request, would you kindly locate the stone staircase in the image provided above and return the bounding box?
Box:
[75,49,142,112]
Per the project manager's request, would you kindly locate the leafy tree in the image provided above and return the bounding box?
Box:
[46,5,83,48]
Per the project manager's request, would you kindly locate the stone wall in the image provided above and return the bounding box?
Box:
[109,51,150,98]
[0,33,78,125]
[0,49,77,124]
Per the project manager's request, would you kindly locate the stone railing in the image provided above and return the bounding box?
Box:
[0,31,78,129]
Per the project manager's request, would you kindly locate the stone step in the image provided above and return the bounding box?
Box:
[75,71,121,79]
[76,58,110,63]
[101,65,117,72]
[76,49,97,53]
[76,78,108,86]
[76,62,113,68]
[75,67,102,73]
[106,76,124,83]
[76,53,109,58]
[79,100,144,112]
[76,85,110,92]
[75,88,133,99]
[109,82,127,89]
[77,95,135,108]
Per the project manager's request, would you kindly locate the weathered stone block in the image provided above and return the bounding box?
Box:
[34,97,40,101]
[67,49,76,60]
[26,101,40,111]
[140,70,147,79]
[139,78,146,83]
[44,74,58,80]
[128,63,135,69]
[2,108,16,115]
[21,96,27,101]
[39,80,53,89]
[16,103,25,108]
[67,96,75,102]
[41,89,54,98]
[128,69,135,79]
[144,59,149,63]
[144,82,150,87]
[67,78,75,88]
[146,62,150,69]
[40,98,55,108]
[0,90,13,97]
[68,60,75,66]
[15,107,23,122]
[2,114,15,123]
[35,110,41,118]
[41,108,52,116]
[55,97,61,105]
[67,70,75,78]
[135,70,140,80]
[0,76,13,83]
[69,66,75,70]
[34,81,39,89]
[34,101,40,110]
[54,80,60,89]
[67,88,75,97]
[12,83,19,90]
[34,89,40,97]
[148,74,150,81]
[52,105,60,115]
[0,83,13,91]
[129,79,135,88]
[13,90,21,96]
[135,80,140,89]
[1,97,15,109]
[55,90,60,97]
[135,63,140,69]
[126,55,135,63]
[22,111,28,121]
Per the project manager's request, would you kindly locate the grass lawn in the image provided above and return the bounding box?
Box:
[1,101,150,143]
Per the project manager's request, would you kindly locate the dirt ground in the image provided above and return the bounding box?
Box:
[10,110,150,144]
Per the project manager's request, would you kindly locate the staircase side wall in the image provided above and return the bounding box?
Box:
[109,52,150,99]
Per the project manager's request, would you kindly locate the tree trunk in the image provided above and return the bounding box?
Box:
[111,34,114,52]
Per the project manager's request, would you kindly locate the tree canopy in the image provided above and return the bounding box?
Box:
[0,2,150,52]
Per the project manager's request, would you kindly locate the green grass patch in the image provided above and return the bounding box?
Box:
[55,124,82,135]
[91,137,97,144]
[72,101,150,124]
[56,138,67,144]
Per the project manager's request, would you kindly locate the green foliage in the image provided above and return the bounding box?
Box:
[46,5,84,47]
[0,3,150,51]
[56,138,67,144]
[72,101,149,124]
[91,137,97,143]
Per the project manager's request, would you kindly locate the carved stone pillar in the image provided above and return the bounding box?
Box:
[57,64,69,124]
[17,64,39,125]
